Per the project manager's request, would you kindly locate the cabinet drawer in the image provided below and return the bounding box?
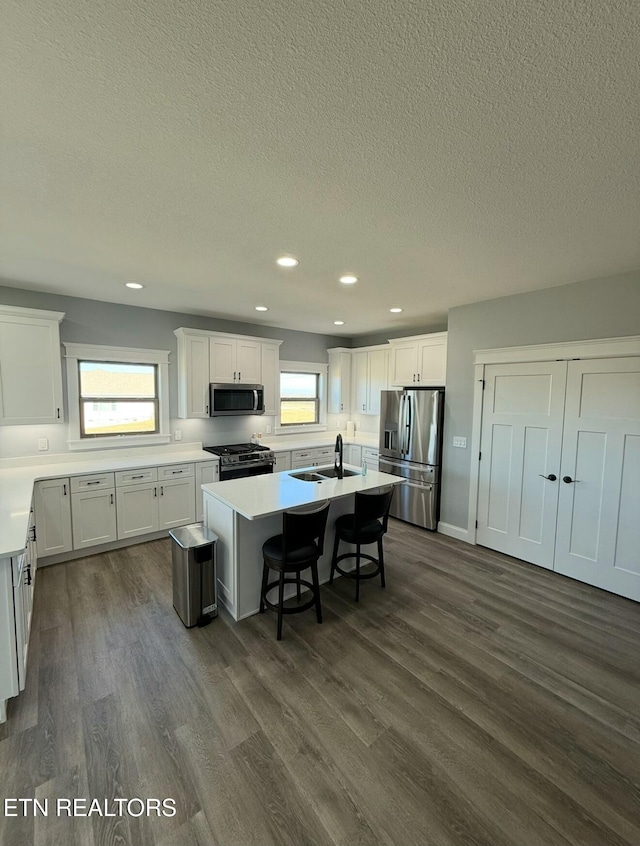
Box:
[291,450,315,462]
[158,463,195,480]
[362,448,379,460]
[314,447,334,460]
[70,473,115,493]
[115,467,158,487]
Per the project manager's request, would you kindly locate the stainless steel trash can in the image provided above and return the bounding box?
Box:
[170,523,218,627]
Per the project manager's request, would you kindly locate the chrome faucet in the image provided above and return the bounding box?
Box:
[334,434,344,479]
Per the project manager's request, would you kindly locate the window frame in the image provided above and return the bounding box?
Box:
[78,359,161,438]
[64,343,171,450]
[276,360,328,435]
[279,371,321,427]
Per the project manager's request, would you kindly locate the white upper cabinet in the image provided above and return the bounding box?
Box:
[175,329,282,418]
[328,349,352,413]
[389,332,447,386]
[261,342,282,416]
[210,337,261,384]
[0,305,65,425]
[343,346,390,416]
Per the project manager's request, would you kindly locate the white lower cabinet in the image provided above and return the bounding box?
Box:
[273,451,291,471]
[72,488,117,549]
[291,446,337,470]
[362,447,380,472]
[345,444,362,466]
[116,483,159,539]
[158,477,196,528]
[195,461,219,521]
[34,478,72,557]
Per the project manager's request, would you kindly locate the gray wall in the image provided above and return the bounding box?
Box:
[352,321,447,348]
[440,270,640,530]
[0,284,345,457]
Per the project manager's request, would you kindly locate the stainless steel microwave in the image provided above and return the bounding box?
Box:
[209,383,265,416]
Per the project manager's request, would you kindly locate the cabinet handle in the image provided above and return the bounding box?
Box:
[233,371,237,381]
[57,408,61,419]
[25,565,32,586]
[30,525,37,542]
[171,470,183,474]
[417,373,420,382]
[363,403,365,411]
[206,405,209,413]
[110,493,114,504]
[86,480,101,485]
[63,484,67,496]
[160,485,164,495]
[154,487,157,497]
[238,371,241,381]
[131,474,144,479]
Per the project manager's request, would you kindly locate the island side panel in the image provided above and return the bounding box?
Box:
[204,493,237,619]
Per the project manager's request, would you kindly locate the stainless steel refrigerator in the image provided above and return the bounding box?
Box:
[379,388,444,530]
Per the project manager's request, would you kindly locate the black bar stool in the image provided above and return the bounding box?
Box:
[330,487,395,602]
[260,500,330,640]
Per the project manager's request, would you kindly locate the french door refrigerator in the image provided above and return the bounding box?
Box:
[379,388,445,530]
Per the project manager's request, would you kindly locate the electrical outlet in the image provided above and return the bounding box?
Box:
[266,424,272,434]
[452,436,467,448]
[174,430,182,441]
[38,438,49,451]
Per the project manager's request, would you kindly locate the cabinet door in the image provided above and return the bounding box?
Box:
[12,554,28,690]
[195,462,219,521]
[273,451,291,471]
[390,342,418,386]
[328,351,352,413]
[352,351,369,414]
[417,337,447,385]
[185,334,210,417]
[116,483,159,539]
[71,489,117,549]
[210,338,236,383]
[261,343,280,415]
[236,340,261,383]
[346,444,362,466]
[367,349,389,414]
[313,447,334,466]
[158,477,196,529]
[0,317,63,425]
[34,479,72,557]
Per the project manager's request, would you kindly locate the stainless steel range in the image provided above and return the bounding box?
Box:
[203,443,275,481]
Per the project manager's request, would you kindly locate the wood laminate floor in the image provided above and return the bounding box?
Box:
[1,520,639,846]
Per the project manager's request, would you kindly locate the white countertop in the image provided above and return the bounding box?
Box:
[0,446,216,559]
[202,465,403,520]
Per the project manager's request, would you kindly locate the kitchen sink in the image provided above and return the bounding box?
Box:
[290,467,361,482]
[290,471,326,482]
[316,466,360,478]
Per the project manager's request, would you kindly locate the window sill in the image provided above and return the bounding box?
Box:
[68,434,172,451]
[275,424,327,435]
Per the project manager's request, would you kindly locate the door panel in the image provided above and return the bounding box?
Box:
[476,362,566,568]
[117,484,158,539]
[159,478,196,529]
[554,358,640,600]
[235,340,261,383]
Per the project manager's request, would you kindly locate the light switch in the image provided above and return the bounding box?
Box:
[174,430,182,441]
[452,436,467,448]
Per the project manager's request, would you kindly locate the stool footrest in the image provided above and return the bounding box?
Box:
[262,577,318,615]
[333,552,382,580]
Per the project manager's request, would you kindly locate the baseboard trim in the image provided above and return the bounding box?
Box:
[438,522,472,543]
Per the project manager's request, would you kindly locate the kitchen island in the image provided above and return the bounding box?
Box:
[202,466,404,620]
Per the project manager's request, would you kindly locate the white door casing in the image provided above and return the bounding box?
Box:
[554,357,640,601]
[476,361,566,568]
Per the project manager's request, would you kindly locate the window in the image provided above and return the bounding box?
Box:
[280,371,320,425]
[64,343,171,450]
[79,361,159,437]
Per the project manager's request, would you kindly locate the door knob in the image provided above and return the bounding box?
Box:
[538,474,557,481]
[562,476,580,483]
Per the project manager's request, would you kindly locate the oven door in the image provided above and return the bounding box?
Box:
[209,384,265,416]
[220,461,274,481]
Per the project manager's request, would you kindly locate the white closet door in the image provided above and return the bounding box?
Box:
[476,362,567,567]
[554,358,640,601]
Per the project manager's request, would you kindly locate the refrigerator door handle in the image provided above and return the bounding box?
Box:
[405,393,412,455]
[398,394,406,455]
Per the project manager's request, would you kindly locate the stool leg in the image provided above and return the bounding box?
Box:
[259,562,269,613]
[296,571,301,602]
[330,531,340,584]
[378,537,386,589]
[355,543,361,602]
[311,561,322,624]
[277,571,285,641]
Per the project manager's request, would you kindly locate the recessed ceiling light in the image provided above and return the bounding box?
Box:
[339,275,358,285]
[255,305,268,312]
[333,320,345,326]
[276,256,299,267]
[124,281,144,290]
[389,307,403,313]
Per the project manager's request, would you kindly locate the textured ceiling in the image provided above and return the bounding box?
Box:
[1,0,639,337]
